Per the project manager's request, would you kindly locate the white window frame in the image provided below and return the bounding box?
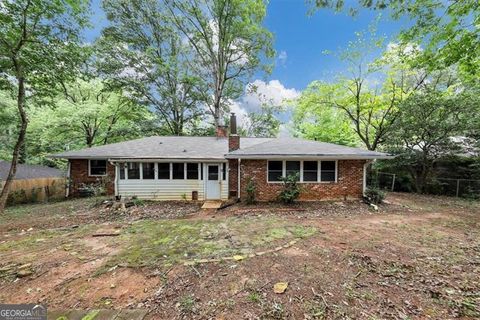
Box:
[88,159,107,177]
[267,160,338,184]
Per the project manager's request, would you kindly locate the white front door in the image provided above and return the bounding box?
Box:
[206,164,221,199]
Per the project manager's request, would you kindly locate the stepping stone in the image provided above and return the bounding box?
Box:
[201,201,223,209]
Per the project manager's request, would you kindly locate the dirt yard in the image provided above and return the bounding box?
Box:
[0,193,479,319]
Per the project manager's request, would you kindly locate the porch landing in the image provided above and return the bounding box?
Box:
[201,200,223,209]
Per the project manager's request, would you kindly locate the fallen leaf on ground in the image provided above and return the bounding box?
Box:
[274,282,288,294]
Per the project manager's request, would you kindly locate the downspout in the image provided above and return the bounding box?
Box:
[237,158,241,200]
[109,160,118,198]
[363,160,374,196]
[66,160,71,198]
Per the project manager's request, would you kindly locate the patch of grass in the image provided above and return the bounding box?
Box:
[3,197,98,222]
[0,230,61,252]
[178,294,196,313]
[304,300,326,319]
[104,216,316,269]
[247,291,262,303]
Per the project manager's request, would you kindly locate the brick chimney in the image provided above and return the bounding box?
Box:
[228,113,240,151]
[215,126,228,138]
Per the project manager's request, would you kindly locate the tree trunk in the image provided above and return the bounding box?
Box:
[0,74,28,213]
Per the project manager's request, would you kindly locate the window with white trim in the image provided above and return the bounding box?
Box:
[268,161,283,182]
[127,162,140,179]
[285,161,300,181]
[158,163,170,179]
[303,161,318,181]
[267,160,337,183]
[142,163,155,179]
[119,163,125,180]
[89,160,107,176]
[172,163,185,179]
[186,163,199,180]
[320,161,336,182]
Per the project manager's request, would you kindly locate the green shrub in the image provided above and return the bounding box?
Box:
[278,173,301,204]
[364,187,385,204]
[245,178,256,204]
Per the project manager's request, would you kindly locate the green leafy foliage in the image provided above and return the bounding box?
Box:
[245,178,256,204]
[166,0,275,126]
[386,90,477,193]
[26,80,155,166]
[310,0,480,77]
[99,0,206,135]
[364,187,385,205]
[278,173,301,204]
[292,81,359,146]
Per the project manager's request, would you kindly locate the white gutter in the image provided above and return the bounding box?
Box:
[109,161,119,197]
[225,155,394,160]
[237,158,241,200]
[66,161,71,198]
[363,160,374,196]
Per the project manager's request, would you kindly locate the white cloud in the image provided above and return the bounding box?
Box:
[239,79,299,113]
[229,80,299,133]
[278,50,288,67]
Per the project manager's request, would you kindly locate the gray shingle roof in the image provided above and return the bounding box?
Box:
[52,136,272,160]
[225,137,391,159]
[51,136,391,160]
[0,161,64,181]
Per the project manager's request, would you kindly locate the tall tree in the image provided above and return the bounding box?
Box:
[292,81,360,146]
[0,91,17,161]
[166,0,275,127]
[386,91,475,193]
[27,80,156,166]
[314,35,427,151]
[99,0,206,135]
[310,0,480,76]
[0,0,89,212]
[239,106,281,138]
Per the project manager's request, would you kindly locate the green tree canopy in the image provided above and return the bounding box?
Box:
[166,0,275,126]
[0,0,89,212]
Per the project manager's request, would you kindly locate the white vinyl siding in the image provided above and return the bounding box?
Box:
[116,162,228,200]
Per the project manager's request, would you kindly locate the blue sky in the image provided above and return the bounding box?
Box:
[86,0,407,91]
[85,0,409,127]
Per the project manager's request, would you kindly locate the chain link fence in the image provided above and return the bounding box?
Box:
[369,171,480,198]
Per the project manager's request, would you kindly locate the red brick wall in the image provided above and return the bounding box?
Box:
[228,159,239,198]
[69,159,115,196]
[229,135,240,151]
[238,159,366,201]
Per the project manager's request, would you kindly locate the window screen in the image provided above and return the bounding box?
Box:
[119,163,125,180]
[186,163,199,180]
[268,161,283,182]
[303,161,318,182]
[142,163,155,179]
[158,163,170,179]
[127,162,140,179]
[321,161,336,182]
[172,163,185,179]
[286,161,300,181]
[208,165,219,180]
[90,160,107,176]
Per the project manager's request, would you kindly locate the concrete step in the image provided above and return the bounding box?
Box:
[201,200,223,209]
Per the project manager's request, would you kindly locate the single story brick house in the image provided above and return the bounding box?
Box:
[53,115,391,201]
